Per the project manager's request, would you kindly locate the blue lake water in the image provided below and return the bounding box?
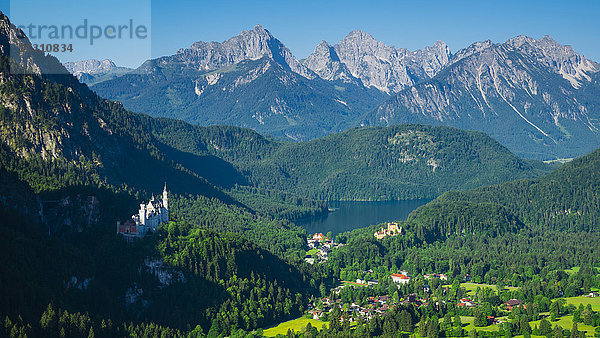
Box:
[296,199,430,236]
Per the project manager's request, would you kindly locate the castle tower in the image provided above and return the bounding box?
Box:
[163,182,168,210]
[139,203,146,225]
[162,182,169,223]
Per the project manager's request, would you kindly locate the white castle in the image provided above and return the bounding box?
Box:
[117,184,169,241]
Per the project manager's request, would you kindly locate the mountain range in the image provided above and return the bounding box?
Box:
[88,26,600,159]
[64,58,132,85]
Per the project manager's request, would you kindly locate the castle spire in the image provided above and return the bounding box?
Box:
[162,182,169,210]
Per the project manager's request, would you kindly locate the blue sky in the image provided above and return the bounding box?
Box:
[2,0,599,68]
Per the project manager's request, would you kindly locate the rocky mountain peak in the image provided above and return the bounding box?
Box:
[450,39,494,64]
[171,24,315,79]
[505,35,599,88]
[64,59,117,75]
[344,30,377,42]
[301,40,357,82]
[304,30,451,93]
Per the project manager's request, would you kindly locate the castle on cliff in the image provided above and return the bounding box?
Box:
[117,184,169,241]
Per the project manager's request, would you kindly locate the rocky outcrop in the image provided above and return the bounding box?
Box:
[302,41,361,85]
[505,35,599,88]
[303,30,451,93]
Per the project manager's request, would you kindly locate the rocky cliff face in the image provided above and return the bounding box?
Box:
[0,11,68,76]
[504,35,599,88]
[303,30,451,93]
[370,36,600,159]
[301,40,360,85]
[0,11,226,201]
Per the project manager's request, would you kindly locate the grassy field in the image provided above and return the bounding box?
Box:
[530,315,596,336]
[563,295,600,311]
[462,282,518,292]
[443,316,501,333]
[443,282,518,294]
[306,248,318,256]
[564,266,600,276]
[263,317,328,337]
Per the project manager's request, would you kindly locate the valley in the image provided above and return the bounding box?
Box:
[0,4,599,338]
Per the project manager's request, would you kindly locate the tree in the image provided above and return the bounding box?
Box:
[539,318,552,336]
[453,313,463,328]
[474,309,487,327]
[552,325,563,338]
[40,304,57,334]
[383,316,398,337]
[319,283,327,298]
[570,322,579,338]
[427,318,440,338]
[520,317,532,335]
[442,313,452,331]
[400,310,413,332]
[470,329,478,338]
[418,316,428,337]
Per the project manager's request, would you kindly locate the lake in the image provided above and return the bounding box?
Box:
[296,199,430,236]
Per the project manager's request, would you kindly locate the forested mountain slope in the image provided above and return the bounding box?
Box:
[326,147,600,298]
[149,121,551,200]
[407,146,600,240]
[0,11,322,335]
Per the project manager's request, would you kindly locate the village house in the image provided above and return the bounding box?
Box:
[506,299,523,311]
[391,272,410,284]
[458,298,475,307]
[312,233,325,241]
[117,184,169,242]
[374,222,402,239]
[424,273,448,280]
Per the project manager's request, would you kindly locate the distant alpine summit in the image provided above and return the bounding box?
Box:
[89,25,600,159]
[303,30,451,93]
[64,59,132,85]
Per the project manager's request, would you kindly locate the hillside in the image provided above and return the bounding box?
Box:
[406,146,600,239]
[149,122,551,201]
[324,147,600,308]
